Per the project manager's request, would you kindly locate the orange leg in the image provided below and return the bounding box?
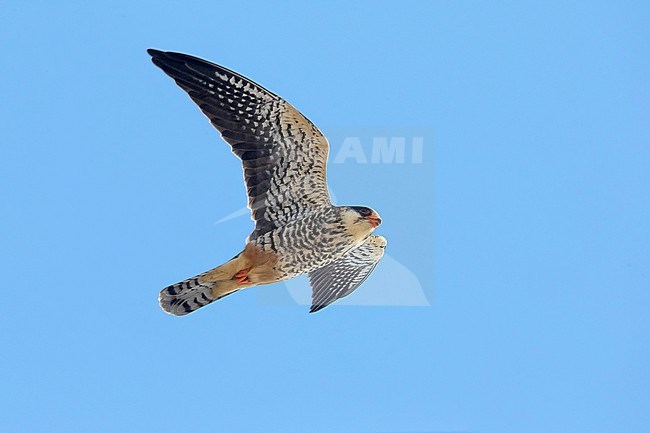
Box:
[233,267,252,284]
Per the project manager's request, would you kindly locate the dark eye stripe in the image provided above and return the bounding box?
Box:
[351,206,371,217]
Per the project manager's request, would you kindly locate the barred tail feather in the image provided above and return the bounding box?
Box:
[159,273,239,316]
[159,244,271,316]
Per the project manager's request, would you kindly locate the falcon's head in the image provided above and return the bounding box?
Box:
[339,206,382,240]
[349,206,382,228]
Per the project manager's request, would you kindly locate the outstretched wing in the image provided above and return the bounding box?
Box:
[148,49,331,241]
[308,236,387,313]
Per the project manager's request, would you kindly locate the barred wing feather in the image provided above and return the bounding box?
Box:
[308,236,387,313]
[148,49,331,241]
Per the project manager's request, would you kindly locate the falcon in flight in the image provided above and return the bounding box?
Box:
[148,49,386,315]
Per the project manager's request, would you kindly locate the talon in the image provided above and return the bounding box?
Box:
[233,267,251,284]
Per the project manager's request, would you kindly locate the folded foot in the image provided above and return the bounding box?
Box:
[233,267,252,284]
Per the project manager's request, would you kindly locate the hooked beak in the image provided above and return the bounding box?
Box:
[365,213,382,228]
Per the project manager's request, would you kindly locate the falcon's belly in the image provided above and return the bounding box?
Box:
[254,207,364,282]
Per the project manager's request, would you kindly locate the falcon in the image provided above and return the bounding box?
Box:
[148,49,386,315]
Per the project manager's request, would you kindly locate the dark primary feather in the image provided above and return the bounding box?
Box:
[147,49,331,241]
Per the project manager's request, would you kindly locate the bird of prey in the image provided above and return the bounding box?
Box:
[148,49,386,315]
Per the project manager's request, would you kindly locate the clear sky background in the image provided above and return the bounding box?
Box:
[1,1,649,432]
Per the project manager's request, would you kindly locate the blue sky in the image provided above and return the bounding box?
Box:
[1,1,649,432]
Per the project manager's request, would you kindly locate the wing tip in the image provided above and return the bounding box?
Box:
[147,48,165,58]
[147,49,185,66]
[309,304,326,314]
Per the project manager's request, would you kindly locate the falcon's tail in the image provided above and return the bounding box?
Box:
[159,273,241,316]
[159,243,277,316]
[159,253,250,316]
